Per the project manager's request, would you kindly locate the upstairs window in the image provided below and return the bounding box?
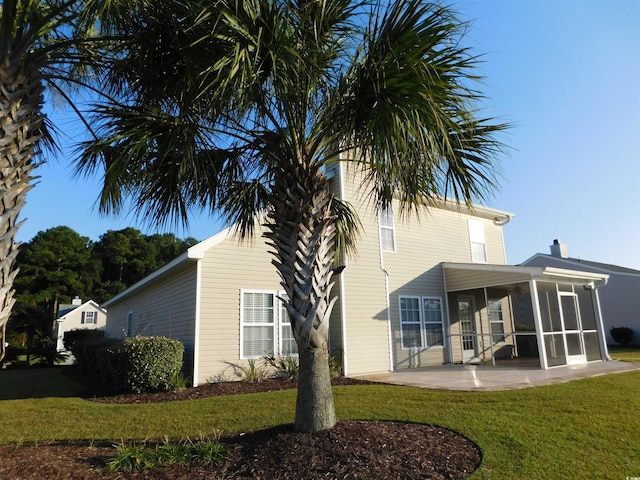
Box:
[81,311,96,325]
[468,219,487,263]
[380,205,396,252]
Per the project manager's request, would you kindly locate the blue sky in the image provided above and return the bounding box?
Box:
[17,0,640,269]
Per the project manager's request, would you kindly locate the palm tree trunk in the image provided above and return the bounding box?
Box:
[295,348,336,432]
[0,55,45,361]
[264,164,338,432]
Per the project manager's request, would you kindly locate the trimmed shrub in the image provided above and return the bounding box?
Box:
[109,336,185,393]
[610,327,634,346]
[82,338,122,378]
[64,329,105,362]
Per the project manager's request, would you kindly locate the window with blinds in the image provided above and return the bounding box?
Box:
[241,291,298,358]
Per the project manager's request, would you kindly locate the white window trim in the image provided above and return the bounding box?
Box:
[398,295,445,350]
[379,205,396,253]
[399,295,422,349]
[278,292,298,357]
[240,290,298,359]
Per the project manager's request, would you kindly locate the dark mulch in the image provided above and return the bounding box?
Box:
[1,374,482,479]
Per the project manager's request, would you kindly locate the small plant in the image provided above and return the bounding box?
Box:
[206,372,229,384]
[610,327,634,346]
[237,358,266,382]
[108,441,156,472]
[329,353,343,378]
[168,372,190,391]
[263,354,299,380]
[107,437,227,472]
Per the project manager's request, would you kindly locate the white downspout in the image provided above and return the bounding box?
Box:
[383,267,394,372]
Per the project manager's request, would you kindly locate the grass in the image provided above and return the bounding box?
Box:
[1,366,639,479]
[609,345,640,362]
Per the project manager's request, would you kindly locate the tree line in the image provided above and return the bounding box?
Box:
[7,226,197,354]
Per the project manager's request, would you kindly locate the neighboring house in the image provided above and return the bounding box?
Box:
[55,297,108,351]
[522,240,640,345]
[102,166,612,386]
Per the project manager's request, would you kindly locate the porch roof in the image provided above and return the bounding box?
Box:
[442,262,609,292]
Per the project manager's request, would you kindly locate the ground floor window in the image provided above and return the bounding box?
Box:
[399,296,444,349]
[488,299,505,343]
[241,290,298,358]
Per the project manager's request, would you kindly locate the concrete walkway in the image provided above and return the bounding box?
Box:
[357,360,640,391]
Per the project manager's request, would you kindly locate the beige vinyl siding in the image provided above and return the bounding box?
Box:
[336,165,511,372]
[104,264,198,374]
[385,207,510,368]
[196,228,283,385]
[337,168,391,375]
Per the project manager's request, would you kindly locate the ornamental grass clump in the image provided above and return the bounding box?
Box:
[107,437,227,472]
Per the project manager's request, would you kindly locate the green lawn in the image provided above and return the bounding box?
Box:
[1,366,639,479]
[609,345,640,363]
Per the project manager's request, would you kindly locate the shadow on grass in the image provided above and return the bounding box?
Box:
[0,365,113,400]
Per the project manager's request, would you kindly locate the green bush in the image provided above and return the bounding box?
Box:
[64,329,105,361]
[81,338,122,378]
[610,327,634,346]
[31,336,68,366]
[109,336,185,393]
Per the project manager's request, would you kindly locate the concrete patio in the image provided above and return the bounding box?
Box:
[357,360,640,391]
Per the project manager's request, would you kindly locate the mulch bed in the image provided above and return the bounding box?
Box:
[0,375,482,479]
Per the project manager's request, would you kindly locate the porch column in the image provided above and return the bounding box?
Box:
[589,282,611,361]
[530,279,549,369]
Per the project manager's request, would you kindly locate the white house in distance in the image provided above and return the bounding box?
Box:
[522,240,640,345]
[55,297,107,351]
[102,166,612,386]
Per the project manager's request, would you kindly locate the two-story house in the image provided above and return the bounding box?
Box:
[102,165,611,385]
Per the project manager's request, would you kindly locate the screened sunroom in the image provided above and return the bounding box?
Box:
[442,263,610,369]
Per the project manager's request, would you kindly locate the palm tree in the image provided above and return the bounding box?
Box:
[78,0,508,432]
[0,0,139,361]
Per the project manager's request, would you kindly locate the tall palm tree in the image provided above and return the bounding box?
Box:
[0,0,139,361]
[78,0,508,432]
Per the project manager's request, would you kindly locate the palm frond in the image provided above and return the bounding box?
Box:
[320,0,507,211]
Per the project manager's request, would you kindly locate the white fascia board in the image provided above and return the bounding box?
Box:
[101,252,192,307]
[539,266,609,282]
[81,300,108,314]
[431,198,515,224]
[102,225,238,308]
[442,262,609,283]
[442,262,541,276]
[186,224,234,259]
